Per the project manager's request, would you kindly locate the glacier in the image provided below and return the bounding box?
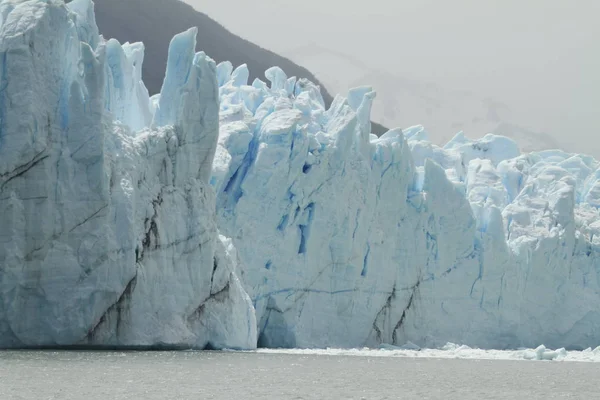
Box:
[2,0,600,351]
[213,66,600,350]
[0,0,255,349]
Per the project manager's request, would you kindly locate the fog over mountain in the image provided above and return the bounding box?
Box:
[188,0,599,156]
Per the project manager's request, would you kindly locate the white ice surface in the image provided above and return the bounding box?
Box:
[2,0,600,352]
[213,63,600,350]
[0,0,255,349]
[253,344,600,363]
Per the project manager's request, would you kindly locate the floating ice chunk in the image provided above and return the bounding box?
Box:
[522,345,568,361]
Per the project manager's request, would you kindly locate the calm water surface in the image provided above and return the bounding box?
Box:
[0,350,597,399]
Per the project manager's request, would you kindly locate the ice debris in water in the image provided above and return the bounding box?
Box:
[256,343,600,363]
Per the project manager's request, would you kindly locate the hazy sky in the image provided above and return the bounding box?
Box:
[186,0,599,154]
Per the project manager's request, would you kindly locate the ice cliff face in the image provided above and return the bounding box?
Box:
[2,0,600,351]
[214,66,600,350]
[0,0,256,349]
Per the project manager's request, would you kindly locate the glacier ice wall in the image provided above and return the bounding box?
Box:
[213,64,600,350]
[0,0,256,349]
[2,0,600,351]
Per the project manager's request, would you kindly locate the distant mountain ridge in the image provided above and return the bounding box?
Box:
[92,0,388,134]
[284,43,562,153]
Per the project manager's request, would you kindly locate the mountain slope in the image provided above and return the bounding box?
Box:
[284,44,562,153]
[93,0,327,99]
[93,0,387,135]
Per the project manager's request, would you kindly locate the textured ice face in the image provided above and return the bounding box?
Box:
[0,0,256,349]
[2,0,600,351]
[213,62,600,349]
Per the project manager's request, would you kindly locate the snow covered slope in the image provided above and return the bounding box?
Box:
[214,65,600,350]
[0,0,255,349]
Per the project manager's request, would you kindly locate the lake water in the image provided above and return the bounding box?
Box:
[1,348,598,399]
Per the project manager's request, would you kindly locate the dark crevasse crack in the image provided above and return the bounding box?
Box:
[77,246,129,282]
[371,284,396,343]
[497,272,506,308]
[221,134,258,205]
[182,237,212,256]
[6,195,48,201]
[69,133,100,161]
[85,272,138,342]
[297,202,315,254]
[298,226,308,254]
[375,156,399,201]
[108,165,116,195]
[425,230,439,263]
[189,281,231,323]
[136,190,163,262]
[222,167,240,196]
[469,239,484,297]
[0,153,49,192]
[69,204,108,233]
[135,233,211,262]
[361,243,370,277]
[24,203,112,262]
[392,279,420,345]
[162,234,207,252]
[379,159,395,180]
[254,286,392,304]
[209,256,218,292]
[352,208,361,240]
[304,174,335,201]
[141,216,158,250]
[277,214,289,231]
[24,232,60,262]
[293,205,301,221]
[441,264,458,278]
[258,253,389,307]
